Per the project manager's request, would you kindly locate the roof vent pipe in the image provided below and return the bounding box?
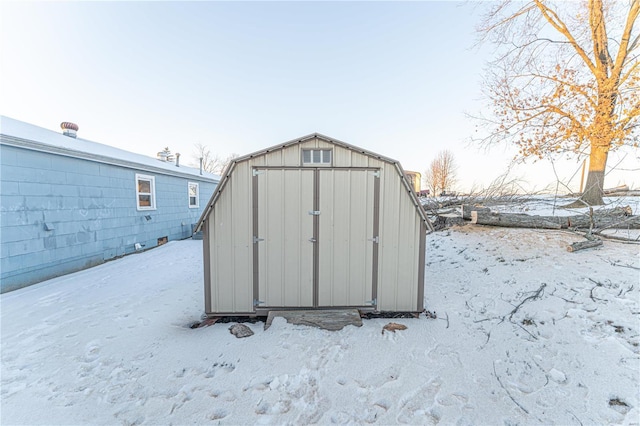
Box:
[199,157,203,175]
[175,153,180,167]
[60,122,79,138]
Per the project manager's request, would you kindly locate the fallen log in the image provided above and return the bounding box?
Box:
[432,215,464,230]
[564,215,640,229]
[470,211,640,230]
[471,211,562,229]
[461,204,491,220]
[604,185,629,195]
[567,239,603,252]
[605,190,640,197]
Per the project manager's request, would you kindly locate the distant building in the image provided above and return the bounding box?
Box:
[404,171,421,193]
[0,116,219,292]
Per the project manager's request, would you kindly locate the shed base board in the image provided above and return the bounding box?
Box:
[264,309,363,331]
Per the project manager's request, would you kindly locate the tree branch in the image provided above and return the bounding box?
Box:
[612,0,640,79]
[533,0,597,75]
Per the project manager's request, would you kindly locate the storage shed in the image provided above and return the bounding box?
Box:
[196,133,434,316]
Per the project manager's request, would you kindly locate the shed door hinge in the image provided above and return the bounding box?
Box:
[253,236,265,243]
[308,210,321,216]
[365,298,377,306]
[371,170,380,178]
[368,236,379,244]
[252,169,265,176]
[254,299,265,306]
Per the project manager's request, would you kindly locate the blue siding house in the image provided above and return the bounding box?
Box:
[0,116,219,292]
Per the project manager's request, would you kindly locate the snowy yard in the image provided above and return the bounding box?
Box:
[1,224,638,425]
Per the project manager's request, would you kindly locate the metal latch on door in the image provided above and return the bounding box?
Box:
[308,211,321,215]
[253,236,264,243]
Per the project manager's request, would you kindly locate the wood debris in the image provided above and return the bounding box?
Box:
[382,322,407,334]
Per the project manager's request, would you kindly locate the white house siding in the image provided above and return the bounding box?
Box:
[202,135,430,314]
[0,143,217,293]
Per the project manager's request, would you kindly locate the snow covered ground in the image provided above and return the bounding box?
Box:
[2,214,639,424]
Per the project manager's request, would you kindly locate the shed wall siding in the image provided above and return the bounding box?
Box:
[205,137,425,313]
[206,161,253,313]
[0,144,217,292]
[377,162,422,311]
[257,169,314,307]
[317,169,375,307]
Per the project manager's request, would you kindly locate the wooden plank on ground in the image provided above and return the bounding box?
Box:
[264,309,363,331]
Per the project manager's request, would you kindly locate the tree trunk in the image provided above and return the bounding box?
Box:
[470,211,562,229]
[469,210,640,229]
[578,144,608,206]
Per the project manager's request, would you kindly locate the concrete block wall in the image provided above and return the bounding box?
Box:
[0,145,217,292]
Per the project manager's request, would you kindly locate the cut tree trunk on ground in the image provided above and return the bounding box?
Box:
[471,211,562,229]
[462,205,491,220]
[605,190,640,197]
[567,239,603,252]
[603,185,629,195]
[470,211,640,230]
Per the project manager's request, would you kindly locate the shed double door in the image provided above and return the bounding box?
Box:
[254,168,379,309]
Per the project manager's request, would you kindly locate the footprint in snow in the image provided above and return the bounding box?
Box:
[208,408,229,420]
[83,341,101,363]
[396,377,442,424]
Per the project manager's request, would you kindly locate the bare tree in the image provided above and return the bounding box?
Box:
[476,0,640,206]
[424,150,458,196]
[191,143,239,175]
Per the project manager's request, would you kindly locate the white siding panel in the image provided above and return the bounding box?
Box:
[314,140,334,150]
[264,150,283,167]
[210,184,235,312]
[318,169,374,306]
[333,145,353,167]
[282,145,300,166]
[378,164,401,310]
[257,169,314,307]
[207,163,253,313]
[231,162,253,311]
[377,164,421,311]
[350,152,369,167]
[395,192,420,310]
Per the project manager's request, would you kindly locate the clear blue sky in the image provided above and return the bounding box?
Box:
[1,1,636,192]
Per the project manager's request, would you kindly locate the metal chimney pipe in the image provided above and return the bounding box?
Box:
[175,153,180,167]
[199,157,203,175]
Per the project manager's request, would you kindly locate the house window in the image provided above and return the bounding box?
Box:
[136,174,156,210]
[188,182,199,208]
[302,149,332,165]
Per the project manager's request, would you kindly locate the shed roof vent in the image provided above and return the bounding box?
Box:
[60,122,79,138]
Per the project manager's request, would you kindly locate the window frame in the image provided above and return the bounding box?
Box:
[135,173,156,211]
[302,149,332,166]
[188,182,199,208]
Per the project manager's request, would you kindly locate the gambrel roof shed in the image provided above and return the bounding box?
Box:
[196,133,434,316]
